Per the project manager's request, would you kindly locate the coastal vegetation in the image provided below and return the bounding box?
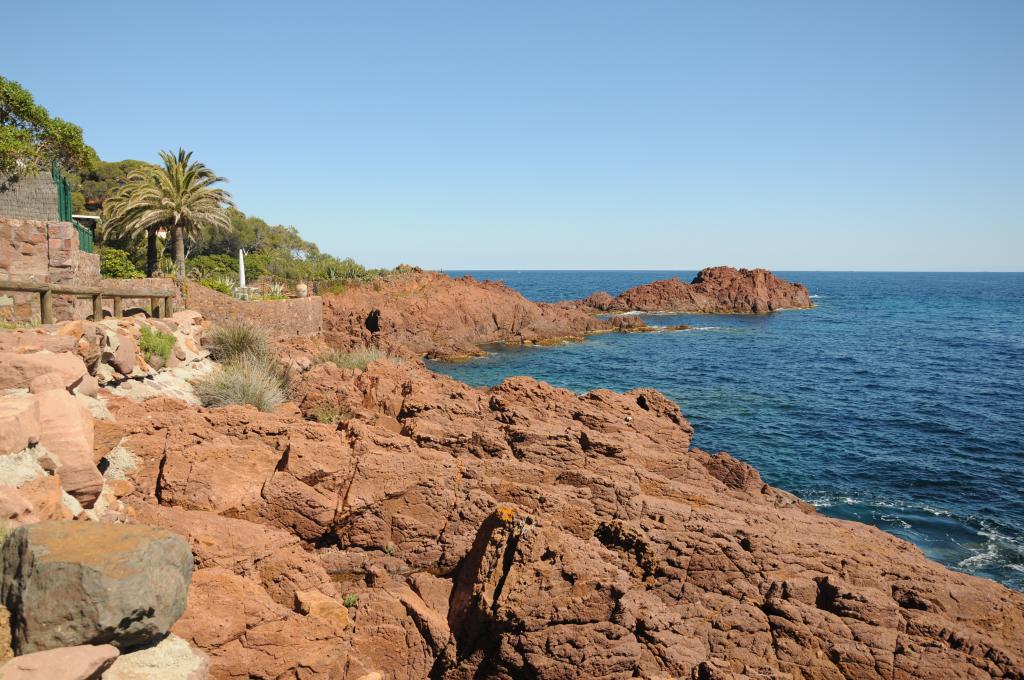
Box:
[199,322,291,411]
[2,77,385,290]
[103,149,234,278]
[195,359,286,412]
[139,326,176,368]
[318,347,397,370]
[206,322,273,364]
[0,76,95,176]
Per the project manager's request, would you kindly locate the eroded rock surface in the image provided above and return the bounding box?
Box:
[580,266,813,313]
[100,359,1024,679]
[321,269,607,359]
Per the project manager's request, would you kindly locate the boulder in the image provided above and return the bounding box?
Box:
[295,590,350,627]
[0,521,193,654]
[0,352,87,393]
[0,394,40,456]
[102,634,209,680]
[34,390,103,507]
[0,644,118,680]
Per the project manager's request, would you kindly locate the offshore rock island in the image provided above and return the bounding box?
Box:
[576,266,815,314]
[0,265,1021,679]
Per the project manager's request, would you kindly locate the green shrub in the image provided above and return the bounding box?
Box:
[195,358,286,412]
[343,594,359,608]
[199,277,234,295]
[139,325,176,367]
[188,254,237,280]
[100,248,144,279]
[311,404,352,425]
[317,347,396,371]
[207,322,273,364]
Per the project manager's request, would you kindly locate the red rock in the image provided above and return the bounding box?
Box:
[0,394,40,456]
[34,390,103,508]
[320,270,606,359]
[0,643,119,680]
[99,339,1023,679]
[0,352,87,393]
[582,266,813,313]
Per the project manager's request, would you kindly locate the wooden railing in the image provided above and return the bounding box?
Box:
[0,279,175,324]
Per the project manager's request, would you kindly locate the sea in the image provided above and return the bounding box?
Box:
[429,271,1024,591]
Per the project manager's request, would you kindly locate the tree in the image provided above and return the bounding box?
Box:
[0,76,96,176]
[102,149,233,278]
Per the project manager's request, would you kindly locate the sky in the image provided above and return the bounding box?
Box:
[4,1,1023,270]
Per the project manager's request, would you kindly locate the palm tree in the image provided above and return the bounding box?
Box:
[102,149,233,278]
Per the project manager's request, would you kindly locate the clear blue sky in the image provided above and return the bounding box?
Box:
[5,1,1023,270]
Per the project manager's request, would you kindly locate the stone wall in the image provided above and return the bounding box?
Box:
[184,281,322,338]
[0,217,100,323]
[0,175,59,222]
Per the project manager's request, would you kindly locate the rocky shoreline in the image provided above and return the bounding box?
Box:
[0,268,1021,679]
[321,266,812,360]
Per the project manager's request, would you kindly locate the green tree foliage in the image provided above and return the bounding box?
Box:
[99,248,144,279]
[0,76,97,176]
[67,159,151,214]
[188,208,387,285]
[103,149,233,278]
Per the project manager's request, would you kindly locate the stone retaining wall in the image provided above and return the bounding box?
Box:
[183,281,322,338]
[0,217,100,323]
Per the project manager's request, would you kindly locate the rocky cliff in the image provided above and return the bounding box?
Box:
[97,358,1024,679]
[580,266,813,313]
[321,269,609,360]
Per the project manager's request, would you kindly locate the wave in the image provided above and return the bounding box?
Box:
[809,294,824,299]
[808,493,1024,586]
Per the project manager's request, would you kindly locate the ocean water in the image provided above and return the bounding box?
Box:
[430,271,1024,590]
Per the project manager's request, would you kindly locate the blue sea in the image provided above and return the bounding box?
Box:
[430,271,1024,590]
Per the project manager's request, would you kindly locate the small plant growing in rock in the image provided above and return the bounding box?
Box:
[139,325,176,368]
[311,404,352,425]
[343,594,359,608]
[317,347,398,371]
[384,544,395,556]
[196,358,286,412]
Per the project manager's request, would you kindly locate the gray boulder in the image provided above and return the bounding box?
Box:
[0,521,193,654]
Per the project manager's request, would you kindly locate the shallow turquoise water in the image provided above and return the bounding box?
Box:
[430,271,1024,590]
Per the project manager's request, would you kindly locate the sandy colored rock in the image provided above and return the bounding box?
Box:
[0,521,193,653]
[0,643,118,680]
[295,590,350,627]
[102,633,209,680]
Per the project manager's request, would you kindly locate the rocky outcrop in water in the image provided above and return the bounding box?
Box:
[321,269,609,360]
[580,266,813,313]
[319,267,808,360]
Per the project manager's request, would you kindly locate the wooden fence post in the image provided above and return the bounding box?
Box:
[40,288,54,325]
[113,296,123,318]
[92,294,103,321]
